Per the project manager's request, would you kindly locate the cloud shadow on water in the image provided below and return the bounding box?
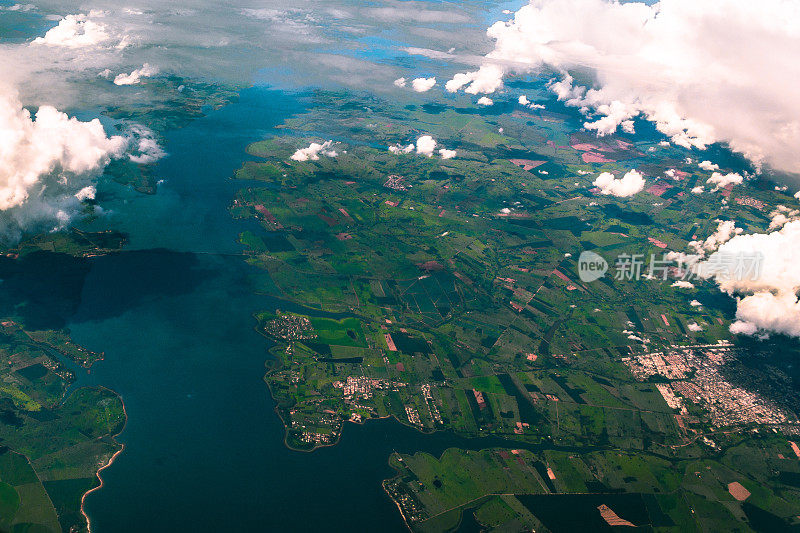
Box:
[0,251,91,330]
[0,249,214,329]
[70,249,216,324]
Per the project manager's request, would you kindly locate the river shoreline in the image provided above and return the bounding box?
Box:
[80,392,128,533]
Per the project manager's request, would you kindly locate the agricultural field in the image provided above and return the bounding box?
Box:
[233,91,800,529]
[0,234,127,532]
[385,439,800,533]
[0,320,125,533]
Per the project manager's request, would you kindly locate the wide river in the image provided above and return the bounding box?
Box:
[65,87,403,532]
[65,87,528,532]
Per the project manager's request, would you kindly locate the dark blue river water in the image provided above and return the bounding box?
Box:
[65,87,530,532]
[64,87,403,532]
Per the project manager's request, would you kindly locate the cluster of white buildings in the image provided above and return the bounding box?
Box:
[421,384,442,425]
[263,313,317,340]
[334,375,388,401]
[624,344,797,430]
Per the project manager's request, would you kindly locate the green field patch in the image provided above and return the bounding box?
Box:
[395,448,546,518]
[544,450,595,492]
[0,481,20,526]
[0,386,41,412]
[474,496,517,528]
[0,453,38,487]
[468,376,507,395]
[309,316,367,347]
[328,345,374,359]
[43,477,98,533]
[235,160,285,182]
[8,482,59,533]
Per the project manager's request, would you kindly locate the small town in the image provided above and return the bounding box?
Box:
[263,313,318,341]
[623,343,799,430]
[334,375,390,401]
[383,174,409,191]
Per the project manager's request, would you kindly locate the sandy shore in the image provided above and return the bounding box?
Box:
[79,394,128,533]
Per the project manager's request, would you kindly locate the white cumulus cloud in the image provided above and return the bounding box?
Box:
[391,137,456,159]
[290,140,337,161]
[447,0,800,174]
[689,219,742,254]
[698,160,719,171]
[701,220,800,337]
[114,63,158,86]
[593,169,645,197]
[31,13,112,48]
[74,185,96,201]
[389,143,415,155]
[445,65,504,94]
[768,205,800,231]
[411,77,436,92]
[477,96,493,106]
[518,94,545,110]
[416,135,437,156]
[0,90,125,238]
[706,171,744,191]
[126,125,166,164]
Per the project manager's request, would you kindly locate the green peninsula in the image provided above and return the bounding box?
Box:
[0,231,126,533]
[233,91,800,530]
